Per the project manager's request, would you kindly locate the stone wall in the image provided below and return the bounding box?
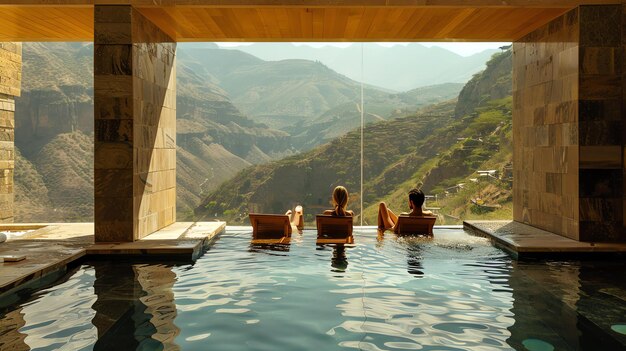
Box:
[94,6,176,242]
[514,5,626,242]
[0,43,21,223]
[577,5,624,242]
[513,9,580,240]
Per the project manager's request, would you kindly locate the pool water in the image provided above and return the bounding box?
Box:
[1,228,625,351]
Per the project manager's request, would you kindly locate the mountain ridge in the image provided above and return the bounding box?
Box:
[226,42,500,92]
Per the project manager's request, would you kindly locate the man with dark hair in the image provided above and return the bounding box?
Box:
[378,188,433,233]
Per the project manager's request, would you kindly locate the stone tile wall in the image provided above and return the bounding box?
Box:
[95,6,176,242]
[0,43,21,223]
[514,5,626,242]
[577,5,624,242]
[513,9,580,240]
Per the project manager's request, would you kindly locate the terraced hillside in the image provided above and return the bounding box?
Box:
[196,50,513,225]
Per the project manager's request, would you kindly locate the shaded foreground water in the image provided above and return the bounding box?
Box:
[1,227,625,350]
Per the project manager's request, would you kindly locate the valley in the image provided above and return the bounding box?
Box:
[12,42,507,224]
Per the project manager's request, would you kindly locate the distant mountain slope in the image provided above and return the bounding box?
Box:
[14,43,293,221]
[231,43,499,92]
[287,82,464,150]
[13,148,52,222]
[177,48,422,132]
[195,50,513,225]
[12,42,487,222]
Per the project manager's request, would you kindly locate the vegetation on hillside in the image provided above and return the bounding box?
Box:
[196,50,514,225]
[13,42,507,224]
[14,43,460,222]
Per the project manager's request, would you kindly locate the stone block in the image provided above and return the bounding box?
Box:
[580,197,622,222]
[94,45,133,75]
[579,145,621,169]
[95,119,133,143]
[579,99,621,121]
[580,169,623,198]
[580,5,622,47]
[546,173,562,195]
[95,96,134,120]
[94,142,133,169]
[94,22,133,45]
[579,120,622,146]
[579,75,622,100]
[95,169,133,198]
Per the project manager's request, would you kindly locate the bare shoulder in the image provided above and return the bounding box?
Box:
[347,210,354,216]
[323,210,334,215]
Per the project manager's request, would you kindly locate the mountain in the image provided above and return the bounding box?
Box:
[230,43,499,92]
[14,43,294,220]
[16,42,93,157]
[285,82,464,150]
[195,49,513,225]
[178,46,459,135]
[12,42,486,222]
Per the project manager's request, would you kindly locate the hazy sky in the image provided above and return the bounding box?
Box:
[215,42,511,57]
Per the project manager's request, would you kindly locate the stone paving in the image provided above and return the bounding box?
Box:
[0,222,225,296]
[464,220,626,258]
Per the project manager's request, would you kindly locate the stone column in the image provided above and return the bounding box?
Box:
[94,6,176,242]
[0,43,21,223]
[513,5,626,242]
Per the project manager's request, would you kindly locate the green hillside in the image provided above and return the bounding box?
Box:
[12,42,490,222]
[196,50,513,225]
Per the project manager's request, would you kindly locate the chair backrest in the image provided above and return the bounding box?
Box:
[249,214,291,239]
[316,215,353,239]
[395,215,436,235]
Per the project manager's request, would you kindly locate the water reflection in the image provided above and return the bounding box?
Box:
[10,267,97,351]
[2,230,626,350]
[92,263,180,351]
[0,308,27,350]
[331,246,348,272]
[505,260,626,351]
[405,243,424,278]
[249,242,291,254]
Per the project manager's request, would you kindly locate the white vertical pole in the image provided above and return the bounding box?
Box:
[360,43,364,227]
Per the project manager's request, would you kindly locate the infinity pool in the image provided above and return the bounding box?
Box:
[1,227,625,350]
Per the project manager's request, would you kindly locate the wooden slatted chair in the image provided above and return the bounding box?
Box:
[316,215,354,244]
[394,215,436,236]
[249,214,291,244]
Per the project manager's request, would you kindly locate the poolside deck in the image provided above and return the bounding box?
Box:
[464,220,626,259]
[0,222,225,296]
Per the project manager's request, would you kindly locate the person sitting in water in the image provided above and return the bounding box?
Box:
[378,188,433,233]
[285,205,304,231]
[323,186,354,217]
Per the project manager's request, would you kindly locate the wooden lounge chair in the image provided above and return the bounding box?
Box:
[249,214,291,244]
[394,215,436,236]
[316,215,354,244]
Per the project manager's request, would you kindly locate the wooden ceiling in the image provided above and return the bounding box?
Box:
[0,1,619,42]
[0,6,93,41]
[138,7,570,42]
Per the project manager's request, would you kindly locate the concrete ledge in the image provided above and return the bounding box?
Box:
[464,220,626,259]
[88,222,225,259]
[0,221,225,298]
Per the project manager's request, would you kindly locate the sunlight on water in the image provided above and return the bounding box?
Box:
[20,269,97,351]
[1,228,625,351]
[170,228,515,350]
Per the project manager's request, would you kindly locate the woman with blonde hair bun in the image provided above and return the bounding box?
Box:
[324,186,354,217]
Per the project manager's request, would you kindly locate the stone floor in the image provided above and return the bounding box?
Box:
[464,220,626,259]
[0,222,225,296]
